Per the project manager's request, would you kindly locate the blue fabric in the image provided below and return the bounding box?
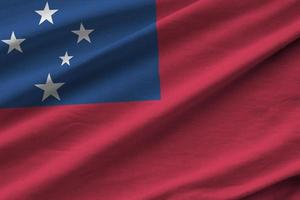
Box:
[0,0,160,108]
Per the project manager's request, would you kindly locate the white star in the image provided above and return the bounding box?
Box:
[2,32,26,53]
[59,51,73,66]
[72,23,94,43]
[35,74,65,101]
[35,2,58,25]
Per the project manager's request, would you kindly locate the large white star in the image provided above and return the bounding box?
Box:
[59,51,73,66]
[35,74,65,101]
[35,2,58,25]
[2,32,26,54]
[72,23,94,43]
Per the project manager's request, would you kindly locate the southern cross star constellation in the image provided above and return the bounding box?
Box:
[1,1,95,102]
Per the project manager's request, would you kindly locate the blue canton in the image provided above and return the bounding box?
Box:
[0,0,160,108]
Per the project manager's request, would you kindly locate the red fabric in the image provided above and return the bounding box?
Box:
[1,0,300,199]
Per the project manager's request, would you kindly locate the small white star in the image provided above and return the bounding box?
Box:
[35,74,65,101]
[72,23,94,43]
[35,2,58,25]
[59,51,73,66]
[1,32,26,54]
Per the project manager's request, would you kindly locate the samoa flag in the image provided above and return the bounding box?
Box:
[0,0,300,199]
